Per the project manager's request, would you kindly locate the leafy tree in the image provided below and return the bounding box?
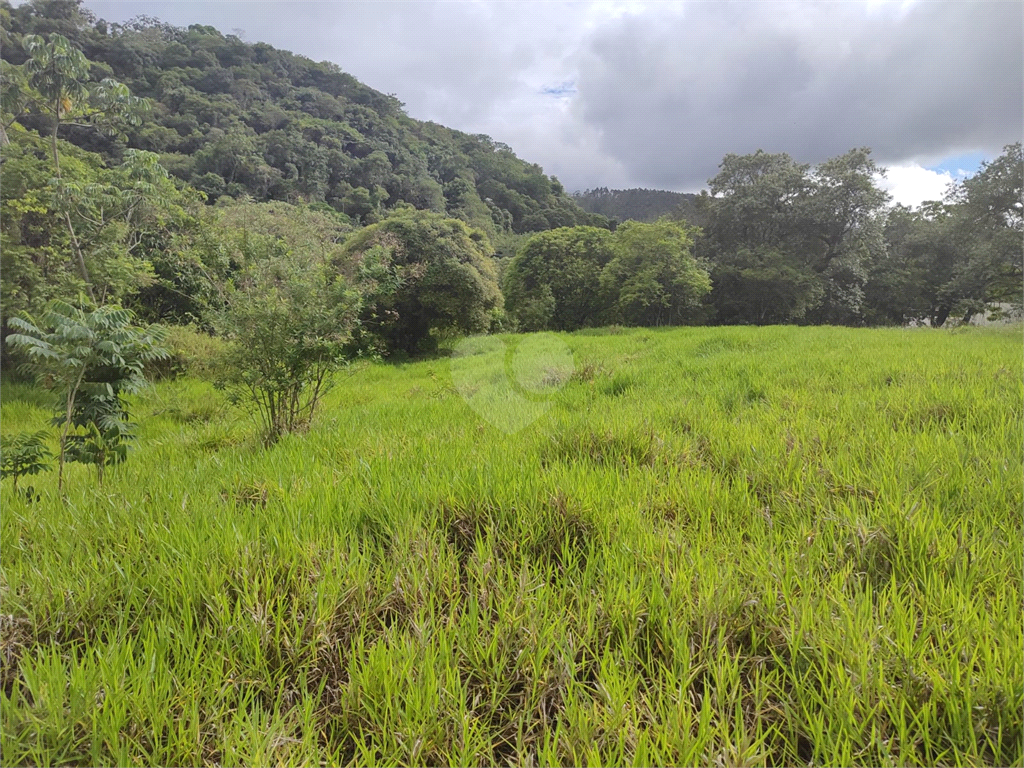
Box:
[799,148,890,322]
[131,199,359,328]
[0,59,36,145]
[699,147,890,324]
[59,148,201,302]
[341,210,502,353]
[0,128,79,326]
[800,149,890,270]
[703,150,809,253]
[601,219,711,326]
[503,227,614,331]
[193,128,281,198]
[867,144,1023,327]
[443,176,496,235]
[11,32,148,301]
[215,252,361,444]
[213,198,353,266]
[6,301,167,489]
[20,33,92,172]
[0,127,205,344]
[940,143,1023,323]
[0,126,204,335]
[861,204,934,325]
[341,185,383,221]
[505,221,710,330]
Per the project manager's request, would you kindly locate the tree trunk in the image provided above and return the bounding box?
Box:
[63,210,96,304]
[932,306,951,328]
[58,367,87,493]
[51,116,61,177]
[52,116,97,303]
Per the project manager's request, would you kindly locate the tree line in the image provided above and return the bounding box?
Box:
[508,146,1022,332]
[696,148,1022,328]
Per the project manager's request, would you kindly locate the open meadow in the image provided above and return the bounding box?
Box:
[1,324,1022,767]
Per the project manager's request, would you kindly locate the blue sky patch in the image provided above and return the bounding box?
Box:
[541,80,577,97]
[928,151,988,177]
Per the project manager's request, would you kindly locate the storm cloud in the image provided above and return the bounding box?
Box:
[571,1,1022,189]
[85,0,1023,197]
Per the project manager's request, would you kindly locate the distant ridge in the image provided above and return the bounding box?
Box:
[571,187,705,225]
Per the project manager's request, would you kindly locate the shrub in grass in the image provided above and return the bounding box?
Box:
[0,429,53,495]
[63,422,128,486]
[6,301,167,490]
[215,251,362,444]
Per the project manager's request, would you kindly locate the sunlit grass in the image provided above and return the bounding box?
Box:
[1,324,1021,766]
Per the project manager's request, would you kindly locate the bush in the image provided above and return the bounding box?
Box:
[216,253,361,444]
[0,430,53,494]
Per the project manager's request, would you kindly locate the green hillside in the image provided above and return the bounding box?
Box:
[571,187,704,225]
[0,0,610,242]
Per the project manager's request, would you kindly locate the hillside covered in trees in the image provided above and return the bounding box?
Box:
[571,187,703,225]
[0,0,610,247]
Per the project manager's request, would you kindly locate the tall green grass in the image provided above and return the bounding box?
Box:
[1,325,1021,766]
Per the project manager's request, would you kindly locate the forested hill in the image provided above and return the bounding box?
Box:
[571,187,704,225]
[0,0,610,241]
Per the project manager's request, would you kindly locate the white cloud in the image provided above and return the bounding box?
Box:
[876,164,954,208]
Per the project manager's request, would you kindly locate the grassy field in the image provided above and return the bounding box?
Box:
[1,324,1021,767]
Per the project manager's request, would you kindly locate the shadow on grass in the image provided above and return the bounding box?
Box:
[376,344,458,367]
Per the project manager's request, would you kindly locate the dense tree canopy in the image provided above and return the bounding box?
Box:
[340,210,502,353]
[0,126,203,325]
[697,148,891,324]
[867,145,1024,327]
[694,143,1022,326]
[601,220,711,327]
[503,227,614,332]
[503,220,711,330]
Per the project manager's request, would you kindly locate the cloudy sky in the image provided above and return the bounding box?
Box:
[85,0,1022,206]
